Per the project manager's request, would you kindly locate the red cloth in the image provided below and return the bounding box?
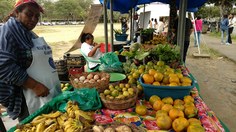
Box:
[100,43,111,53]
[195,19,203,32]
[14,0,44,13]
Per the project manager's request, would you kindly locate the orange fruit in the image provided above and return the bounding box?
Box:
[149,95,161,105]
[174,99,185,105]
[188,118,202,126]
[154,72,164,82]
[176,73,184,79]
[153,100,164,111]
[169,108,185,121]
[181,77,192,84]
[149,69,157,76]
[156,110,168,118]
[184,102,195,108]
[152,81,161,86]
[169,76,180,84]
[162,76,169,84]
[187,124,205,132]
[135,105,147,116]
[156,115,172,130]
[161,104,173,113]
[184,95,194,103]
[174,104,185,111]
[162,97,173,105]
[143,74,154,84]
[169,82,178,86]
[172,117,189,132]
[184,106,198,118]
[169,73,178,77]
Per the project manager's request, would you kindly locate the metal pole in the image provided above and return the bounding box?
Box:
[177,0,187,62]
[103,0,109,52]
[143,4,145,29]
[110,0,114,52]
[130,9,133,41]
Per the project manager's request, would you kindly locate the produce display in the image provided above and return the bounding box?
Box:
[14,101,94,132]
[9,31,228,132]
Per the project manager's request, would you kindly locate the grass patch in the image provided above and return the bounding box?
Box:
[208,31,236,40]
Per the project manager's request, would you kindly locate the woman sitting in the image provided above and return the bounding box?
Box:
[81,33,103,71]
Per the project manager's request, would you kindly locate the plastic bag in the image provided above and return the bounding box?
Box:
[99,52,123,73]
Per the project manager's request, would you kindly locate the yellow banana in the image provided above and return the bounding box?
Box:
[14,129,21,132]
[31,126,36,132]
[31,117,47,126]
[55,129,64,132]
[35,122,45,132]
[72,104,79,111]
[68,109,75,118]
[42,111,62,118]
[43,123,57,132]
[56,116,64,126]
[45,118,56,126]
[65,125,76,132]
[74,110,93,121]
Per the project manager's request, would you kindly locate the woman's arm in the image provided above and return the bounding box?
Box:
[88,43,101,57]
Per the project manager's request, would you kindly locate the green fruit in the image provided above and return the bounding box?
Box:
[61,83,64,88]
[128,88,134,93]
[109,96,114,100]
[128,91,134,96]
[109,85,114,89]
[123,91,129,97]
[111,90,119,97]
[104,90,111,95]
[65,83,70,87]
[119,83,125,88]
[122,88,127,92]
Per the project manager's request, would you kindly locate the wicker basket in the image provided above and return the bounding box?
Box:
[69,72,110,93]
[100,88,138,110]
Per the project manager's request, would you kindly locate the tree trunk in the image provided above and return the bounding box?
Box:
[167,0,177,44]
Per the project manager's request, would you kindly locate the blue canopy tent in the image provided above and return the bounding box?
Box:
[100,0,206,61]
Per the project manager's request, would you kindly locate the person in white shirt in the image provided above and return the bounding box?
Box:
[81,33,102,70]
[228,14,235,44]
[157,17,165,34]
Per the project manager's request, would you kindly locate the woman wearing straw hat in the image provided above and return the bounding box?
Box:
[0,0,61,121]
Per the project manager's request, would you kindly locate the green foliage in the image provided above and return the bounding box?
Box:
[114,29,122,34]
[195,6,220,18]
[141,28,155,35]
[0,0,15,21]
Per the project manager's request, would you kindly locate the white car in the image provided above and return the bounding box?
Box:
[41,22,52,26]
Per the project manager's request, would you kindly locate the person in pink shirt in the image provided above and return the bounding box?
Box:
[194,16,203,47]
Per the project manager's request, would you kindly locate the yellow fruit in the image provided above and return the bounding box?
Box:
[161,104,173,113]
[152,81,161,86]
[125,84,130,88]
[184,102,195,108]
[153,100,164,111]
[162,97,173,105]
[188,118,202,126]
[174,99,185,105]
[149,69,157,76]
[169,76,180,84]
[135,105,147,116]
[138,68,144,74]
[169,82,178,86]
[184,106,198,118]
[172,117,189,132]
[149,95,161,105]
[176,73,184,79]
[132,72,140,79]
[169,73,178,77]
[154,72,164,82]
[155,110,168,118]
[181,77,192,84]
[156,115,172,130]
[162,76,169,84]
[156,61,165,66]
[187,124,205,132]
[174,104,185,111]
[184,95,194,103]
[169,108,185,121]
[143,74,154,84]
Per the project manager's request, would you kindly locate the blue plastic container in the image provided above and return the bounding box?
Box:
[115,34,128,41]
[138,77,195,100]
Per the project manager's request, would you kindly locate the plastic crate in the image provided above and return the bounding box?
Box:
[138,77,195,100]
[64,53,86,67]
[68,67,84,75]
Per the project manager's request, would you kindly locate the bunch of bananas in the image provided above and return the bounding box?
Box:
[14,101,94,132]
[144,34,167,45]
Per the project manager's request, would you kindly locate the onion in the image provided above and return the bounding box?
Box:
[74,78,79,83]
[87,74,93,79]
[79,76,86,82]
[94,75,100,80]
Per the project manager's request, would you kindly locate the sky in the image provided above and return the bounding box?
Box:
[94,0,100,4]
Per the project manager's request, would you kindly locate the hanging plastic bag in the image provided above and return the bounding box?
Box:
[99,52,123,73]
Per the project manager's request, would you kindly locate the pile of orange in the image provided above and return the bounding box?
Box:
[142,68,192,87]
[148,95,205,132]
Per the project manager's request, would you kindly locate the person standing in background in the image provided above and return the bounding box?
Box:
[154,18,158,29]
[194,16,203,47]
[220,14,229,45]
[157,17,165,34]
[228,14,235,44]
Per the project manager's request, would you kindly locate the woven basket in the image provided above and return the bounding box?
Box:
[69,72,110,93]
[100,88,138,110]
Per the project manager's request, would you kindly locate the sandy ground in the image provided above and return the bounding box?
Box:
[2,25,236,131]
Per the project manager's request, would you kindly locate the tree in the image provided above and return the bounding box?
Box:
[0,0,15,21]
[207,0,235,17]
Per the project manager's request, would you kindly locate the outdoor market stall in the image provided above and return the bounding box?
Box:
[5,1,230,132]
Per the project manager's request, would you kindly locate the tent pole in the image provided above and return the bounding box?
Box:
[143,4,145,29]
[103,0,109,53]
[130,8,133,42]
[177,0,187,62]
[110,0,114,52]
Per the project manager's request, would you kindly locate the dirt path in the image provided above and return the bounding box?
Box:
[186,43,236,131]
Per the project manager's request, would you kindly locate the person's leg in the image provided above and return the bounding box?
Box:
[183,41,190,63]
[228,27,233,43]
[221,29,224,44]
[225,28,229,44]
[0,117,6,132]
[197,32,201,46]
[194,32,197,47]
